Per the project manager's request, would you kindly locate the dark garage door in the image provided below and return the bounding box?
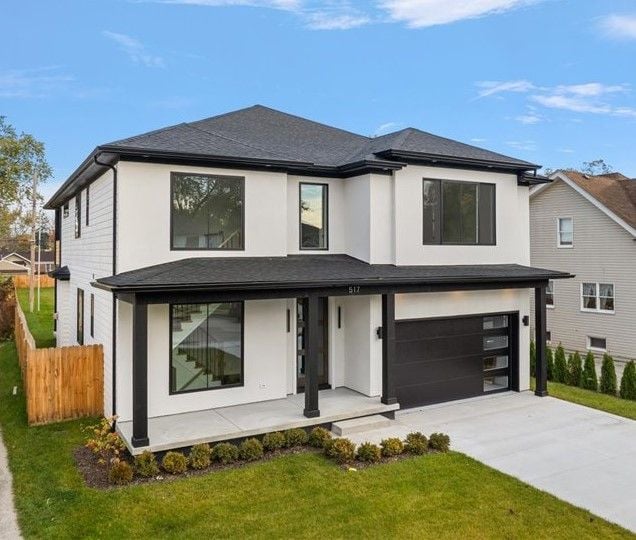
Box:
[394,313,517,408]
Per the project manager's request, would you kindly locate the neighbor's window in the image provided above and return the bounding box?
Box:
[63,202,69,218]
[423,179,495,245]
[557,217,573,247]
[76,288,84,345]
[171,173,244,250]
[546,281,555,308]
[581,282,614,313]
[74,193,81,239]
[300,183,328,249]
[587,336,607,351]
[170,302,243,394]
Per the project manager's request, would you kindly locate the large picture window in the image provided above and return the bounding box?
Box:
[170,302,243,394]
[300,183,328,249]
[171,173,244,250]
[423,179,495,245]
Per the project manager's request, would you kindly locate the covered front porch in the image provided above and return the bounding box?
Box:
[118,387,399,454]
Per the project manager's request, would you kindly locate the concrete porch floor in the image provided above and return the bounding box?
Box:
[118,387,399,455]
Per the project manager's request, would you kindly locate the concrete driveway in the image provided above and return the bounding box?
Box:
[348,392,636,533]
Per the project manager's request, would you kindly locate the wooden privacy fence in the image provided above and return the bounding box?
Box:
[13,274,55,288]
[14,301,103,425]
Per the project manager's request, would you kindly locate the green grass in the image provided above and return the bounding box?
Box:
[0,343,632,539]
[15,287,55,348]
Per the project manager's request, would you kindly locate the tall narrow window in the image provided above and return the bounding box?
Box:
[74,193,81,238]
[76,288,84,345]
[171,173,244,250]
[546,281,554,308]
[557,217,573,247]
[300,183,328,249]
[86,185,90,226]
[90,294,95,338]
[422,179,441,244]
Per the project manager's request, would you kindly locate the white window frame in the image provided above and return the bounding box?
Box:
[587,336,607,352]
[557,217,573,248]
[580,282,615,314]
[546,280,555,309]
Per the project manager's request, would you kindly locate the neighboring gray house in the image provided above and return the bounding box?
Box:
[530,171,636,366]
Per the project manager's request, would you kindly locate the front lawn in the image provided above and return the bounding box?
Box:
[15,287,55,348]
[0,343,631,539]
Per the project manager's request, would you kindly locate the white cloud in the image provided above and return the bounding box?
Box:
[102,31,165,67]
[557,148,575,154]
[506,140,536,151]
[0,67,74,98]
[515,113,542,124]
[553,82,626,97]
[599,14,636,40]
[304,11,370,29]
[159,0,301,8]
[476,80,535,98]
[373,121,404,136]
[470,137,487,143]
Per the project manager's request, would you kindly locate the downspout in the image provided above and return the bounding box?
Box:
[94,153,118,419]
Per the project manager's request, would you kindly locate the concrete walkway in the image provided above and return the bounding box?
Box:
[348,392,636,533]
[0,428,21,539]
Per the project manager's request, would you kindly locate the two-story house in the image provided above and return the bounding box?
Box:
[45,105,569,454]
[530,171,636,370]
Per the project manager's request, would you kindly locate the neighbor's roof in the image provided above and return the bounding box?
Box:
[0,260,29,275]
[46,105,539,209]
[94,254,571,293]
[0,250,55,263]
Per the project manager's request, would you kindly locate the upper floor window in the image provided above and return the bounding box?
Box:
[557,217,573,247]
[581,282,614,313]
[76,288,84,345]
[74,193,81,239]
[171,173,244,250]
[85,185,90,226]
[63,202,69,218]
[299,183,328,250]
[422,179,495,245]
[546,281,554,308]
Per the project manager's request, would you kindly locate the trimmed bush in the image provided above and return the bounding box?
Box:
[189,443,211,470]
[134,450,159,478]
[380,437,404,457]
[404,432,428,455]
[530,340,536,378]
[600,353,617,396]
[262,431,286,452]
[211,442,239,465]
[162,451,188,474]
[429,433,451,453]
[308,427,332,448]
[566,352,583,387]
[619,361,636,401]
[284,428,308,448]
[239,438,264,461]
[326,438,356,464]
[356,442,382,463]
[546,347,555,381]
[553,344,567,383]
[581,351,598,391]
[108,459,133,485]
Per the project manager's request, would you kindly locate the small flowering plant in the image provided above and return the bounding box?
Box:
[84,416,125,465]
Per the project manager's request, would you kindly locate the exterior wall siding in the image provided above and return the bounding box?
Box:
[530,179,636,361]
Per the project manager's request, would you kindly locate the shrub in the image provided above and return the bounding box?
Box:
[262,431,286,451]
[162,451,188,474]
[0,278,15,341]
[566,352,583,387]
[284,428,308,448]
[619,361,636,401]
[308,427,332,448]
[553,344,567,383]
[581,351,598,391]
[380,437,404,457]
[546,347,555,381]
[211,442,239,465]
[404,432,428,455]
[134,451,159,478]
[239,438,264,461]
[109,459,133,485]
[356,442,382,463]
[189,443,211,470]
[326,438,356,464]
[429,433,451,452]
[529,340,536,378]
[600,353,617,395]
[84,416,126,465]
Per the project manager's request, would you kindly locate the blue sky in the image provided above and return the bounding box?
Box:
[2,0,636,199]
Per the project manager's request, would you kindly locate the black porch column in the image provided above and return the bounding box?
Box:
[303,295,320,418]
[131,296,150,447]
[381,293,398,405]
[534,285,548,397]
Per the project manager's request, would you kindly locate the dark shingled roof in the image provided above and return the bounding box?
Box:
[94,255,571,293]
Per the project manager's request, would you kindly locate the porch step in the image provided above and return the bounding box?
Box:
[331,415,393,436]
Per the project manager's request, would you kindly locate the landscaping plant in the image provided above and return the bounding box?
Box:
[108,459,133,485]
[581,351,598,391]
[529,340,536,378]
[404,432,428,455]
[162,451,188,474]
[308,427,332,448]
[284,428,308,448]
[380,437,404,457]
[189,443,211,470]
[600,353,617,395]
[356,442,382,463]
[262,431,286,451]
[326,438,356,464]
[429,433,451,453]
[546,346,555,381]
[566,352,582,387]
[619,361,636,401]
[211,442,239,465]
[239,438,264,461]
[553,344,567,383]
[134,451,159,478]
[84,416,125,465]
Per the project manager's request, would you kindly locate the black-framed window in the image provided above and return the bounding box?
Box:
[90,293,94,338]
[170,302,244,394]
[423,179,495,245]
[299,183,328,250]
[76,288,84,345]
[546,281,554,307]
[171,173,244,250]
[63,202,69,218]
[86,185,90,226]
[74,193,81,239]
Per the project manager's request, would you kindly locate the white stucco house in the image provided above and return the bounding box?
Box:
[45,105,569,453]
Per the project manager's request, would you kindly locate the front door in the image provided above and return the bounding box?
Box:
[296,298,329,392]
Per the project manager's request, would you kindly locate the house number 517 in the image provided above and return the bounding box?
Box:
[348,286,360,294]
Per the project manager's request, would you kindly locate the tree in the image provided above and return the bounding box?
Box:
[581,159,614,176]
[581,351,598,391]
[619,361,636,401]
[530,340,536,378]
[600,353,617,396]
[566,351,582,387]
[546,347,555,381]
[553,344,567,383]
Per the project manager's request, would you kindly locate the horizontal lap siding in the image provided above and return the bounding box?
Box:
[530,180,636,361]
